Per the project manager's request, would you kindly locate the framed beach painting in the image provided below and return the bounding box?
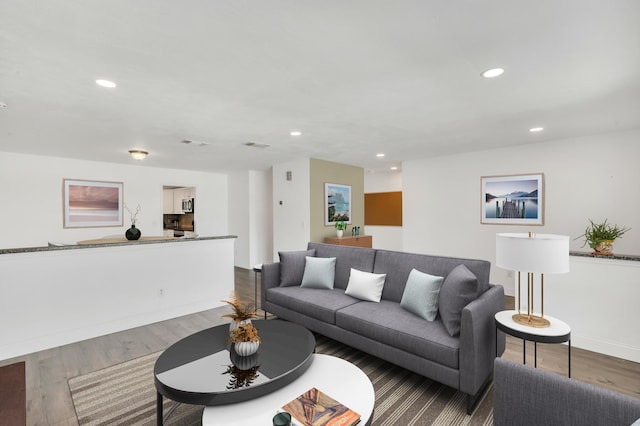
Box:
[63,179,124,228]
[325,183,351,225]
[481,173,544,225]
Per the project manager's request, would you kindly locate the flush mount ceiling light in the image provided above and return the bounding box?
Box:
[0,101,7,108]
[128,149,148,160]
[529,127,544,133]
[96,79,117,88]
[376,153,385,158]
[481,68,504,78]
[290,131,302,136]
[390,166,398,171]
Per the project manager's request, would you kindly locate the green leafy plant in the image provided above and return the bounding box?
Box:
[577,219,630,248]
[334,220,347,231]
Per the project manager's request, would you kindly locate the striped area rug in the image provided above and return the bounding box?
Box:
[69,334,494,425]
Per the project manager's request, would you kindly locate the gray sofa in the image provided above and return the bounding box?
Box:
[261,242,506,413]
[494,358,640,426]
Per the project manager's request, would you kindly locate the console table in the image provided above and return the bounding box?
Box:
[324,235,372,248]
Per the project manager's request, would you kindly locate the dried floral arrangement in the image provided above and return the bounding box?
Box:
[221,291,257,322]
[228,323,261,343]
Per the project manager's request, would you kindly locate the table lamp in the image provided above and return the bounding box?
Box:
[496,232,570,328]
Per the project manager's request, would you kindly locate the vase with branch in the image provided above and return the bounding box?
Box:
[124,203,142,240]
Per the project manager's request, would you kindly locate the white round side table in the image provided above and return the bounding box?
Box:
[202,354,375,425]
[495,310,572,377]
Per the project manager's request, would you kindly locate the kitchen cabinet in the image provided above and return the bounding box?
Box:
[163,189,174,214]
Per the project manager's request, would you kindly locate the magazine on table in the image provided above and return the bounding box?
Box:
[281,387,361,426]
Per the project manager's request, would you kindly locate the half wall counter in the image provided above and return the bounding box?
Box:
[0,236,236,361]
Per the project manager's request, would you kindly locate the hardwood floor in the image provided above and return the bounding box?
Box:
[1,267,638,425]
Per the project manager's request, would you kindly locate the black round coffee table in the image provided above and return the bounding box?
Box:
[154,320,315,425]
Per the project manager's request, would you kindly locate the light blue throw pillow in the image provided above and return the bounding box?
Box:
[400,268,444,322]
[300,256,336,289]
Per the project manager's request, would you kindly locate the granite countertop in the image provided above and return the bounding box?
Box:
[0,235,237,255]
[570,251,640,262]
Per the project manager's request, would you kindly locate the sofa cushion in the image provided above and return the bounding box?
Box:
[439,264,481,337]
[279,249,316,287]
[307,243,376,290]
[336,300,460,369]
[400,269,444,321]
[345,268,386,302]
[266,287,359,324]
[372,249,491,303]
[300,256,336,289]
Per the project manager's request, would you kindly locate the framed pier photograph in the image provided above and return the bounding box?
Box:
[481,173,544,225]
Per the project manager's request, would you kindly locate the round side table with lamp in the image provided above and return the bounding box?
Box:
[495,310,572,376]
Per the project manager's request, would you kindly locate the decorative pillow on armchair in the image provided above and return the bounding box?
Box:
[278,249,316,287]
[438,264,481,337]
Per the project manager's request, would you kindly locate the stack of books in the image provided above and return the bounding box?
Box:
[281,387,361,426]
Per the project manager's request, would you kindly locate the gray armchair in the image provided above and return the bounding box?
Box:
[494,358,640,426]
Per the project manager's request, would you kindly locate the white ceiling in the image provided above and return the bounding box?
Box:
[1,1,639,173]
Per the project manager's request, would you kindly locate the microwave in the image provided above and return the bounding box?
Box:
[182,198,194,213]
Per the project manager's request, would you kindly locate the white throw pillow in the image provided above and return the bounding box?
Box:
[300,256,336,289]
[345,268,386,302]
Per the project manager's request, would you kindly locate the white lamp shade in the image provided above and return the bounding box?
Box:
[496,233,570,274]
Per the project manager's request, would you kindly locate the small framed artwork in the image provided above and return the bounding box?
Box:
[325,183,351,225]
[481,173,544,225]
[63,179,124,228]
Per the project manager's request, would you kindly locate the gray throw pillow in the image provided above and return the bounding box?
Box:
[400,268,444,321]
[278,249,316,287]
[300,256,336,289]
[438,264,480,337]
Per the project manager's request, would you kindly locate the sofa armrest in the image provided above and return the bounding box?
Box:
[260,262,281,308]
[459,284,505,396]
[494,358,640,426]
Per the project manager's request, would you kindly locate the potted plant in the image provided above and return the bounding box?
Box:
[221,291,257,332]
[577,219,630,255]
[228,322,261,356]
[334,220,347,237]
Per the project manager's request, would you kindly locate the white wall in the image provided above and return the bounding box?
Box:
[249,170,273,266]
[0,151,229,248]
[228,171,251,267]
[272,158,311,258]
[228,170,274,268]
[364,170,403,251]
[0,238,235,360]
[403,129,640,296]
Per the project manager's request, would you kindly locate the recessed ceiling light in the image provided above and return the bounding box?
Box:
[390,166,398,171]
[0,102,7,108]
[376,153,385,158]
[481,68,504,78]
[244,142,270,148]
[529,127,544,133]
[96,79,116,88]
[290,131,302,136]
[128,149,148,160]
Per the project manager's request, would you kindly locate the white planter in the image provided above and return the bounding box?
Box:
[229,319,251,334]
[336,230,344,238]
[234,341,260,356]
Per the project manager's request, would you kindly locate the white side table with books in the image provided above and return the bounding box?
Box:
[202,354,375,426]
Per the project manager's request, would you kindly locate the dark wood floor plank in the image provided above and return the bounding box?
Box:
[0,361,26,426]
